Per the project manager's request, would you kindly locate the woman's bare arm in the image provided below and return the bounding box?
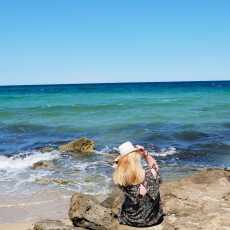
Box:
[144,152,159,171]
[136,145,159,171]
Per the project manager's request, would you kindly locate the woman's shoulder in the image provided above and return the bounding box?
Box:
[144,167,161,183]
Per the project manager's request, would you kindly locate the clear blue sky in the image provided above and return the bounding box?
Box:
[0,0,230,85]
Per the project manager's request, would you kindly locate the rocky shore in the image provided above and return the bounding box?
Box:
[31,168,230,230]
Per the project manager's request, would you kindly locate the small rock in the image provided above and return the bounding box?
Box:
[31,161,55,170]
[33,219,83,230]
[40,146,55,153]
[35,178,74,185]
[52,179,75,185]
[37,146,56,153]
[59,137,95,154]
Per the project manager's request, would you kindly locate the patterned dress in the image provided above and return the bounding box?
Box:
[118,168,164,227]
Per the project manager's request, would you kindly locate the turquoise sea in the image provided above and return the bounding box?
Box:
[0,81,230,195]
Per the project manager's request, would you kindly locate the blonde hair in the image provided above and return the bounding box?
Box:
[113,151,145,186]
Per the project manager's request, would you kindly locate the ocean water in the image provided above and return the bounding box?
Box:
[0,81,230,195]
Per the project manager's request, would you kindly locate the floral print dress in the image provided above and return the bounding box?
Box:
[118,168,164,227]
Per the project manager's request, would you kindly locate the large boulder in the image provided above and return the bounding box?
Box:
[59,138,95,154]
[68,193,118,230]
[101,187,124,215]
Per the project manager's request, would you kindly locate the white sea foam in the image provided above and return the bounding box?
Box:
[0,151,60,171]
[152,146,177,157]
[97,145,177,158]
[95,146,118,154]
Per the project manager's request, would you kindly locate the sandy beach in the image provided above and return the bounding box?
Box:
[0,189,72,230]
[0,219,73,230]
[0,222,33,230]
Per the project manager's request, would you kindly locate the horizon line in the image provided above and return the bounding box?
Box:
[0,79,229,87]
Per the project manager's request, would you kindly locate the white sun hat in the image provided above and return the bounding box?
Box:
[118,141,139,156]
[112,141,142,168]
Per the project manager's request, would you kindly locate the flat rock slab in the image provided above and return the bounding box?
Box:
[160,169,230,230]
[33,219,85,230]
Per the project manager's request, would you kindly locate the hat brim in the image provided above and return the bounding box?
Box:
[126,145,142,154]
[115,146,142,162]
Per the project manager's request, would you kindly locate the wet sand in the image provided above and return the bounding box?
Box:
[0,219,73,230]
[0,188,73,229]
[0,222,33,230]
[0,188,107,230]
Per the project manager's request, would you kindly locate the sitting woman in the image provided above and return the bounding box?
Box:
[113,141,164,227]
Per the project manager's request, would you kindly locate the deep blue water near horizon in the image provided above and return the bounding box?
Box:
[0,81,230,195]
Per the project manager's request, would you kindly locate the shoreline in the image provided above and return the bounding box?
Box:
[0,165,199,225]
[0,219,72,230]
[1,168,229,229]
[0,222,33,230]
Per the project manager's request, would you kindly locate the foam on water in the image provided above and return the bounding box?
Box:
[0,148,115,195]
[0,151,60,171]
[152,146,177,157]
[95,146,118,154]
[96,145,177,158]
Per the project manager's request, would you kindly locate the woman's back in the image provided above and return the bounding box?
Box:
[118,168,164,227]
[113,142,164,227]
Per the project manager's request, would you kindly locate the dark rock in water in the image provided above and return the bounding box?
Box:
[37,146,56,153]
[69,193,117,230]
[59,137,95,154]
[31,160,55,170]
[33,219,83,230]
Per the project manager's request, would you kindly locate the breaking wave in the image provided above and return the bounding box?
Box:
[151,146,177,157]
[0,151,60,171]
